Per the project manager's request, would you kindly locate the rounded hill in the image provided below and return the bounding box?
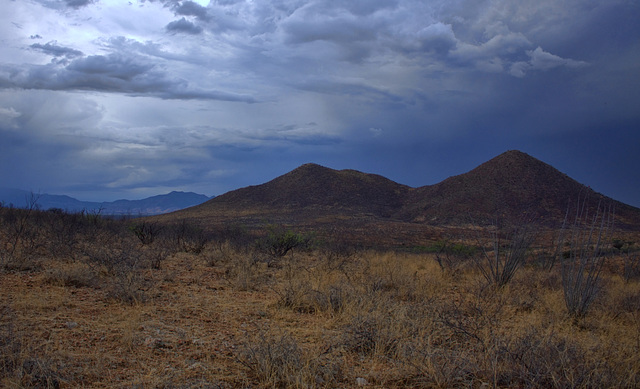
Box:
[192,163,410,218]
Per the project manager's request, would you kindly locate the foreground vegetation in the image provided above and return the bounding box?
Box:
[1,204,640,388]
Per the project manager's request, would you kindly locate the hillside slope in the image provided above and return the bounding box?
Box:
[400,150,635,226]
[190,163,410,218]
[162,151,640,233]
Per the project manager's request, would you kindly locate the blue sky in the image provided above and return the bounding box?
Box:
[1,0,639,207]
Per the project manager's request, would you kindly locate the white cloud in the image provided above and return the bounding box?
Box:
[527,46,588,70]
[0,107,21,118]
[507,47,589,77]
[369,127,383,137]
[0,107,21,129]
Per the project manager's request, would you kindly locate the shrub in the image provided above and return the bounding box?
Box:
[238,328,342,387]
[471,218,534,288]
[424,238,475,275]
[223,254,267,291]
[129,221,163,245]
[44,262,97,288]
[168,220,210,254]
[0,200,42,270]
[256,224,312,265]
[559,198,615,319]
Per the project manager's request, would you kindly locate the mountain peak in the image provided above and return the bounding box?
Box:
[473,150,552,174]
[200,162,409,216]
[181,151,640,231]
[403,150,609,225]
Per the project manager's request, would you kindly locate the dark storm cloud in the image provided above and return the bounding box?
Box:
[35,0,96,10]
[64,0,95,8]
[166,17,204,35]
[296,79,404,105]
[283,12,379,45]
[174,1,210,21]
[30,41,84,60]
[0,53,255,102]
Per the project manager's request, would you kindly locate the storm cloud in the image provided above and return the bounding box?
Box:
[0,0,638,206]
[0,52,255,102]
[166,17,204,34]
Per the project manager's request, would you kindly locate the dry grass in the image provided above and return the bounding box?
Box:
[1,208,640,387]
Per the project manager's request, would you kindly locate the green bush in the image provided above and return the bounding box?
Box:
[256,224,312,263]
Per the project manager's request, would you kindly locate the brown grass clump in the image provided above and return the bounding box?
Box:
[1,207,640,387]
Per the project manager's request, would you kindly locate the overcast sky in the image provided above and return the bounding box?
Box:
[1,0,639,207]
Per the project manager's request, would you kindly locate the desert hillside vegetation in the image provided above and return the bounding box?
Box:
[2,201,640,388]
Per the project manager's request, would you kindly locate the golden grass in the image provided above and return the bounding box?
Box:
[2,222,640,387]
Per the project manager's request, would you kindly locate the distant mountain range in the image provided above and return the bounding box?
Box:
[5,150,639,245]
[156,151,640,242]
[0,189,211,216]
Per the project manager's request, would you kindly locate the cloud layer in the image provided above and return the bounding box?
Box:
[1,0,639,206]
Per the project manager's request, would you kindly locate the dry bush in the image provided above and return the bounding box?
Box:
[339,306,417,360]
[44,261,98,288]
[167,220,211,254]
[273,260,355,315]
[223,252,270,291]
[470,219,535,288]
[142,245,171,270]
[204,239,237,267]
[0,204,45,271]
[81,234,150,304]
[0,307,67,388]
[425,237,475,276]
[129,220,163,245]
[42,209,86,261]
[0,308,21,383]
[624,255,640,282]
[261,249,640,387]
[238,327,342,388]
[559,199,615,319]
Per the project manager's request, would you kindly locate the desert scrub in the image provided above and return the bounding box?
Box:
[0,307,68,388]
[470,218,535,288]
[167,220,210,254]
[255,224,314,267]
[223,253,271,291]
[44,261,98,288]
[559,198,615,319]
[238,327,342,388]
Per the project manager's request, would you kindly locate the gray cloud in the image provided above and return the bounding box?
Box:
[166,17,204,35]
[35,0,96,10]
[65,0,95,8]
[0,52,256,102]
[30,41,84,60]
[283,11,379,45]
[174,1,210,20]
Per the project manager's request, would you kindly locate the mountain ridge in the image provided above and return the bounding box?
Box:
[171,150,640,232]
[400,150,613,225]
[0,189,211,216]
[211,163,410,216]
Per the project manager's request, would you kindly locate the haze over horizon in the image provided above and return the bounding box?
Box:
[1,1,639,207]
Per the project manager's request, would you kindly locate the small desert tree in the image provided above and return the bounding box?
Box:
[0,192,41,269]
[169,220,209,254]
[256,224,311,266]
[129,221,163,245]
